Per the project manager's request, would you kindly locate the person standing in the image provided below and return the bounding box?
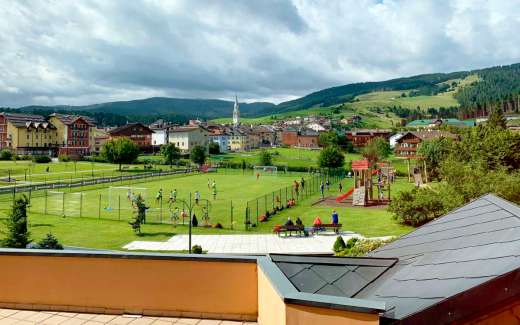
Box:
[331,209,339,225]
[194,190,200,205]
[320,181,325,199]
[301,177,305,191]
[339,182,343,192]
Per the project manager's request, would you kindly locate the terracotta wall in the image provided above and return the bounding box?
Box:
[0,254,258,321]
[257,268,286,325]
[286,304,378,325]
[257,268,379,325]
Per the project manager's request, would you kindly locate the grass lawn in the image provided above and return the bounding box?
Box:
[0,173,419,250]
[253,177,416,238]
[0,160,154,186]
[211,147,363,169]
[2,170,304,229]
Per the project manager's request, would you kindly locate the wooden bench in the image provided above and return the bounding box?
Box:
[312,223,342,235]
[273,225,305,237]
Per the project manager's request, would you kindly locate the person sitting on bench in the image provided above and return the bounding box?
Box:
[285,217,294,227]
[331,210,339,225]
[295,217,303,227]
[313,216,322,227]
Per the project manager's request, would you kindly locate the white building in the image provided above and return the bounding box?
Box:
[306,122,327,132]
[389,133,404,148]
[168,125,209,153]
[151,128,168,146]
[233,95,240,127]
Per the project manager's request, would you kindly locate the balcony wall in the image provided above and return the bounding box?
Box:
[0,250,258,321]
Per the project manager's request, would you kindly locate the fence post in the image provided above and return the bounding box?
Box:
[98,194,101,218]
[44,190,48,215]
[61,192,65,217]
[80,193,83,217]
[272,191,275,210]
[230,200,234,230]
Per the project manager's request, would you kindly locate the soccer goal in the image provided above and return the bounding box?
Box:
[47,191,65,216]
[253,165,278,176]
[65,192,84,217]
[107,186,148,211]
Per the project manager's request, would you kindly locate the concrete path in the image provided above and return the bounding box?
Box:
[124,232,392,254]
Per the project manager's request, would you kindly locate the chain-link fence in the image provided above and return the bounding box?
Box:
[244,169,344,229]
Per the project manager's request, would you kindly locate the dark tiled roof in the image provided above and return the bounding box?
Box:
[357,194,520,320]
[109,123,154,135]
[271,254,396,298]
[268,194,520,323]
[50,113,95,126]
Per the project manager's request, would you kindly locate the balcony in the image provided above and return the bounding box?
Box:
[0,249,381,324]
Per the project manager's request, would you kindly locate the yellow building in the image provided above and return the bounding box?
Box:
[229,129,249,151]
[0,112,58,156]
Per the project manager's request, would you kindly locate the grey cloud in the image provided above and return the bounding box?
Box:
[0,0,518,107]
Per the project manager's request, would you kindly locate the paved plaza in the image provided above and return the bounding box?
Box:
[124,232,391,254]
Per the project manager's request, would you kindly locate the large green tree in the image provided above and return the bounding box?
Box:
[318,146,345,168]
[190,145,207,166]
[487,108,508,129]
[417,137,454,179]
[161,143,181,168]
[258,149,273,166]
[2,195,31,248]
[362,137,391,164]
[101,138,140,170]
[318,131,339,147]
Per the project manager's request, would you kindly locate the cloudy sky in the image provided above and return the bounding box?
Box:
[0,0,519,107]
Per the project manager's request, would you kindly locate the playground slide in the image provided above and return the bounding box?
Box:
[335,187,354,203]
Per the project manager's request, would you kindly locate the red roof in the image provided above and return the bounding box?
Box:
[352,159,370,170]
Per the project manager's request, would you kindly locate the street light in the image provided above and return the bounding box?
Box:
[175,194,211,254]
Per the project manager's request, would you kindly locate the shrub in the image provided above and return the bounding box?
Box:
[58,154,71,162]
[332,236,346,253]
[32,155,51,163]
[388,187,461,227]
[192,245,203,254]
[2,195,30,248]
[335,238,395,256]
[0,149,13,160]
[37,233,63,250]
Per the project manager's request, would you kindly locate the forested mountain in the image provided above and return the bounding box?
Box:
[20,97,276,120]
[455,63,520,118]
[275,72,469,112]
[5,63,519,123]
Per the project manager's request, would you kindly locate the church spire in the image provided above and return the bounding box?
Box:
[233,94,240,127]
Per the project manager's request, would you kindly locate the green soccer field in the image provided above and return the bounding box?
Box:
[0,160,154,186]
[15,170,306,229]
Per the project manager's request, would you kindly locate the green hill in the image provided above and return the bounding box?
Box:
[8,63,519,127]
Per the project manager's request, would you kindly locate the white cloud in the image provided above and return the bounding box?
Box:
[0,0,518,107]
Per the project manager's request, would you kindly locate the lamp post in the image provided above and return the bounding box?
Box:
[175,194,211,253]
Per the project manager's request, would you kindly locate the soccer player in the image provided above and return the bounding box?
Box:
[170,207,179,226]
[211,181,217,200]
[169,189,177,204]
[195,190,200,205]
[256,172,260,180]
[127,189,132,201]
[155,188,163,204]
